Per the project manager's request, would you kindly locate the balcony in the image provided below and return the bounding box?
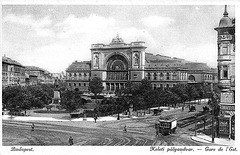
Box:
[131,42,145,47]
[91,44,104,48]
[218,79,231,89]
[218,55,231,61]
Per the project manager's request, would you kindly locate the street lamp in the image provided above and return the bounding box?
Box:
[211,108,215,143]
[194,116,197,136]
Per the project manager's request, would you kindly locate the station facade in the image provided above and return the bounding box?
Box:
[66,35,216,93]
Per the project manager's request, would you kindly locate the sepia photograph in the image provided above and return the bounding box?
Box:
[1,0,239,154]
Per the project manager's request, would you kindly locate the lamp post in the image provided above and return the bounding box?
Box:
[194,116,197,136]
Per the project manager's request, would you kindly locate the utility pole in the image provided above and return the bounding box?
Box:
[211,82,215,143]
[194,116,197,136]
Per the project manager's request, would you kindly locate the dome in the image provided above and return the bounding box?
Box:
[218,5,233,27]
[219,16,232,27]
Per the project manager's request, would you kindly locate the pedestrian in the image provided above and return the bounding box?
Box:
[94,115,97,123]
[123,124,127,132]
[69,136,73,145]
[155,123,159,136]
[31,123,35,131]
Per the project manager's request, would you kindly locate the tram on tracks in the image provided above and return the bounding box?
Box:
[155,116,177,135]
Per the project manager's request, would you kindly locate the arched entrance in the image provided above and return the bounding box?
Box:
[188,75,196,82]
[105,54,129,91]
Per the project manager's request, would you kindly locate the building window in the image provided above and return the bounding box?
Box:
[153,84,157,90]
[222,47,228,55]
[84,83,86,87]
[69,83,71,86]
[147,73,151,80]
[79,83,81,86]
[154,73,157,80]
[222,66,228,79]
[160,73,164,80]
[166,72,170,80]
[133,74,138,79]
[106,83,110,90]
[166,84,169,88]
[172,72,177,80]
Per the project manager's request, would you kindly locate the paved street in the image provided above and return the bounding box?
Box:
[2,105,212,146]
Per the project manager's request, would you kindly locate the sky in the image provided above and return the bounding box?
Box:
[2,4,236,73]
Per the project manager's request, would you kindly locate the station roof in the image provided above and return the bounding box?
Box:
[66,61,91,71]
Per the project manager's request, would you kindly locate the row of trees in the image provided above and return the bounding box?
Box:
[2,77,103,114]
[2,84,54,113]
[95,78,220,115]
[2,82,84,113]
[2,77,220,116]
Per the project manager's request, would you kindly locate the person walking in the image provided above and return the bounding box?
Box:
[31,123,35,131]
[69,136,73,146]
[94,115,97,123]
[155,122,159,136]
[123,124,127,132]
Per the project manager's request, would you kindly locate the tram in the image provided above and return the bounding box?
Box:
[155,116,177,135]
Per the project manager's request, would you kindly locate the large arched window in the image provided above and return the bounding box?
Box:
[106,54,128,81]
[188,75,195,81]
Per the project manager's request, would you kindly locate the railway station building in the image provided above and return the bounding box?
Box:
[66,35,216,93]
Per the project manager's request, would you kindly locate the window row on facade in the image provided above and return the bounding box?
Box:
[152,83,176,89]
[203,74,213,80]
[68,82,89,87]
[145,72,187,81]
[66,72,90,80]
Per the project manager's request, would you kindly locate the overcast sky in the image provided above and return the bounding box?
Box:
[2,5,235,73]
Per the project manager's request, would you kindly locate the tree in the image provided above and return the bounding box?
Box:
[61,89,83,112]
[89,77,104,101]
[25,85,52,108]
[139,78,152,95]
[208,92,220,117]
[2,86,32,114]
[139,78,152,112]
[171,84,189,105]
[186,84,200,106]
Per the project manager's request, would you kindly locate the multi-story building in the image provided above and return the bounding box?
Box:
[214,5,235,139]
[65,61,91,92]
[51,72,66,82]
[25,66,54,85]
[66,35,216,92]
[2,55,26,87]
